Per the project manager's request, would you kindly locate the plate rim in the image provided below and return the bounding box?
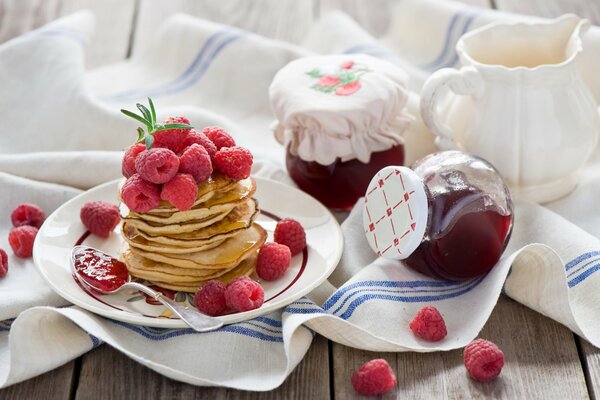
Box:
[33,176,343,328]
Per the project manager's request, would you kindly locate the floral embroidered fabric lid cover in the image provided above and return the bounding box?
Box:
[269,54,413,165]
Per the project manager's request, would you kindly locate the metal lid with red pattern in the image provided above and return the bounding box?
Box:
[363,166,428,260]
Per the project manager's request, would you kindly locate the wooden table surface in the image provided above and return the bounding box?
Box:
[1,0,600,399]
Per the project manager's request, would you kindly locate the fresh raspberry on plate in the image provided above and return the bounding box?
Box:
[409,306,447,342]
[464,339,505,382]
[122,143,146,178]
[120,174,161,213]
[11,203,45,228]
[256,242,291,281]
[160,173,198,211]
[194,280,227,316]
[351,359,397,396]
[225,276,264,312]
[0,249,8,278]
[135,148,180,184]
[8,226,38,258]
[213,146,253,181]
[152,116,191,153]
[182,129,217,159]
[274,218,306,256]
[179,144,213,184]
[203,126,235,150]
[80,201,120,238]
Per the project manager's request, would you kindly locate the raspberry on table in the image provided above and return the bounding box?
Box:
[0,249,8,278]
[409,306,447,342]
[160,173,198,211]
[179,144,213,184]
[80,201,120,238]
[122,143,146,178]
[11,203,45,228]
[225,276,264,312]
[464,339,505,382]
[274,218,306,256]
[120,174,161,213]
[8,226,38,258]
[203,126,235,150]
[135,148,180,184]
[213,146,253,181]
[152,116,191,153]
[194,280,227,316]
[182,129,217,159]
[351,359,397,396]
[256,242,291,281]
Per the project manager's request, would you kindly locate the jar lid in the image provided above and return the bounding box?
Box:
[363,166,428,260]
[269,54,413,165]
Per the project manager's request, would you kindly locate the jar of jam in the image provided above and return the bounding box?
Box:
[270,54,414,211]
[363,151,513,280]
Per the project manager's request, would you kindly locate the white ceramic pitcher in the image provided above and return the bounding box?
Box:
[420,14,599,203]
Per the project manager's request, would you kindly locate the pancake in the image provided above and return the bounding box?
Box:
[129,198,259,247]
[122,227,227,254]
[123,210,230,235]
[128,200,241,225]
[149,255,257,292]
[129,223,267,269]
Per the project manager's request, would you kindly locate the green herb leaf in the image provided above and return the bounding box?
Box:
[121,109,151,128]
[148,98,157,125]
[136,104,152,124]
[155,123,194,131]
[144,133,154,149]
[136,127,145,143]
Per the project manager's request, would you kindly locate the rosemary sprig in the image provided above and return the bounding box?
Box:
[121,97,193,149]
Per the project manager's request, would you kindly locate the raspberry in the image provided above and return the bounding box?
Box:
[194,280,227,316]
[225,276,264,312]
[11,203,45,228]
[8,226,38,258]
[409,306,447,342]
[135,148,180,184]
[256,242,291,281]
[203,126,235,150]
[274,218,306,256]
[464,339,504,382]
[0,249,8,278]
[351,359,397,396]
[179,144,213,184]
[80,201,120,238]
[121,174,161,213]
[182,129,217,159]
[122,143,146,178]
[213,146,253,181]
[152,116,191,153]
[160,174,198,211]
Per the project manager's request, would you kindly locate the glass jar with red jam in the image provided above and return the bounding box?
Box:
[270,54,413,211]
[363,151,513,280]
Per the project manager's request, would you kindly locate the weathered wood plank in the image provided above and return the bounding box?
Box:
[578,339,600,400]
[496,0,600,25]
[0,0,137,67]
[74,335,330,399]
[0,360,77,400]
[132,0,314,54]
[332,296,588,399]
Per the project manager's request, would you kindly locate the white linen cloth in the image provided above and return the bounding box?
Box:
[2,0,600,390]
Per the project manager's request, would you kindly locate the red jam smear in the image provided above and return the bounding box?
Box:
[404,189,513,280]
[286,145,405,211]
[73,247,129,292]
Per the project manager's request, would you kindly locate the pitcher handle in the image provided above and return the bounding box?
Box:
[420,66,484,150]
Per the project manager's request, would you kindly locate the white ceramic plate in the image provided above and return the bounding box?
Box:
[33,177,343,328]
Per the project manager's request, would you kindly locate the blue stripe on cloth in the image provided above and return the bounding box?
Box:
[335,275,486,320]
[565,251,600,271]
[419,10,464,70]
[323,278,465,311]
[439,11,479,69]
[104,28,244,101]
[568,263,600,288]
[284,307,325,315]
[329,278,478,315]
[89,334,102,348]
[566,256,600,278]
[251,316,282,328]
[108,318,282,342]
[237,321,283,335]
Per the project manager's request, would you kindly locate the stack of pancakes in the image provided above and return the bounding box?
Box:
[120,175,266,292]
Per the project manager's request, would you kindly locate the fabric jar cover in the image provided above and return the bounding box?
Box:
[269,54,414,165]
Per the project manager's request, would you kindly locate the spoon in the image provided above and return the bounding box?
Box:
[70,245,223,332]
